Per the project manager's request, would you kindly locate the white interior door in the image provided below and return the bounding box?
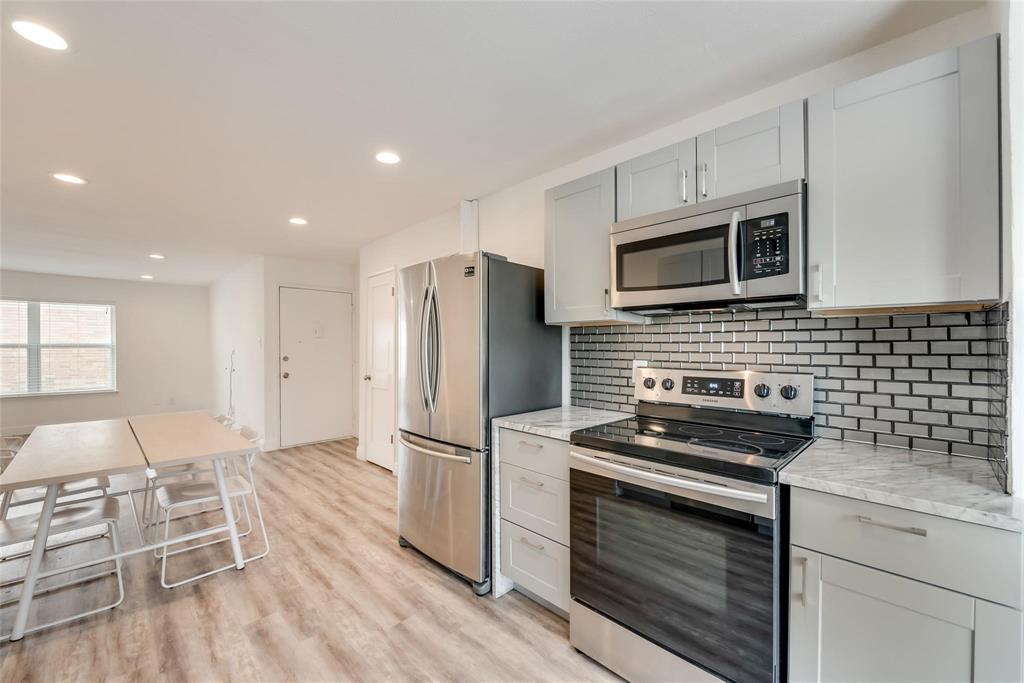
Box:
[280,287,353,447]
[364,270,396,470]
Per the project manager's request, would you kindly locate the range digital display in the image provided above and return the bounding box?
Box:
[682,376,744,398]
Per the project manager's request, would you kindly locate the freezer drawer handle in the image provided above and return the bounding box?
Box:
[518,440,543,450]
[519,476,545,488]
[399,436,472,464]
[856,515,927,537]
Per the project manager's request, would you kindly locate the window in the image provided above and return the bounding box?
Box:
[0,300,116,396]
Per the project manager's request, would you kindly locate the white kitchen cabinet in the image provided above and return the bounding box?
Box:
[615,138,697,220]
[544,168,643,324]
[807,34,1000,311]
[789,547,1022,683]
[696,100,805,202]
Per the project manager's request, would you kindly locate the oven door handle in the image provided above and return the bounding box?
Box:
[570,452,768,504]
[728,210,742,296]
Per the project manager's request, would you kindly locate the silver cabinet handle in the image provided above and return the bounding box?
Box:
[728,210,742,296]
[811,264,823,303]
[701,162,708,198]
[856,515,927,537]
[604,287,611,313]
[398,436,471,464]
[518,440,543,450]
[363,374,372,381]
[520,537,545,552]
[679,169,688,203]
[519,476,545,488]
[794,555,808,607]
[282,372,290,379]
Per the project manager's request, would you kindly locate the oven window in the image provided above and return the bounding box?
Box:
[570,468,776,683]
[616,224,728,291]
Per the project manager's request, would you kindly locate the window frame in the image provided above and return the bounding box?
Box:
[0,298,118,398]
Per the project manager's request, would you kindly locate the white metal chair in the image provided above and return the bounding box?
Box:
[0,497,125,640]
[152,426,269,588]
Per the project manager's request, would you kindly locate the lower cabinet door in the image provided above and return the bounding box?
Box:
[789,546,1022,683]
[500,519,570,611]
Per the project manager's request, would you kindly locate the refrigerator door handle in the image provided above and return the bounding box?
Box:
[428,284,441,413]
[418,285,432,413]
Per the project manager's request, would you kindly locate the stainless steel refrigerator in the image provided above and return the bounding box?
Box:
[397,252,561,594]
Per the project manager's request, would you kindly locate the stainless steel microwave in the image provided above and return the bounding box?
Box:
[610,180,805,311]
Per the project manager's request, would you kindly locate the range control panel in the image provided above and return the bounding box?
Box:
[683,376,744,398]
[742,212,790,280]
[635,367,814,417]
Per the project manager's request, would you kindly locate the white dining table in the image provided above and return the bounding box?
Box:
[0,412,256,641]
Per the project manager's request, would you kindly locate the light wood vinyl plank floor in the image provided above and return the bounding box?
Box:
[0,439,619,682]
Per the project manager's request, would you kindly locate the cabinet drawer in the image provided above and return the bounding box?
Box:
[791,487,1022,608]
[500,463,569,545]
[499,429,569,481]
[501,519,570,611]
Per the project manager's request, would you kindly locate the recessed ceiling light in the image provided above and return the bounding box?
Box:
[11,21,68,50]
[148,253,165,260]
[375,151,401,165]
[52,172,86,184]
[288,217,308,225]
[140,274,154,280]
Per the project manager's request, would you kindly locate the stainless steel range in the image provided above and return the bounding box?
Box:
[568,367,814,683]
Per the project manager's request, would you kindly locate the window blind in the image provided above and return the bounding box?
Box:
[0,300,116,396]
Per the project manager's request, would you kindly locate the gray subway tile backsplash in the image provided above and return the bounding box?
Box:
[570,305,1009,488]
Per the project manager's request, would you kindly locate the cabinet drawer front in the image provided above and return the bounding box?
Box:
[500,519,570,611]
[500,463,569,545]
[791,488,1022,608]
[499,429,569,480]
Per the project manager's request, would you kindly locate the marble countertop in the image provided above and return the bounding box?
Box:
[781,438,1024,533]
[492,405,632,442]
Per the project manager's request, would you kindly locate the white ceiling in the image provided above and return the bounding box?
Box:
[1,1,977,285]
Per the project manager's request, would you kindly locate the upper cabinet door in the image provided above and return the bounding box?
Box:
[696,100,805,202]
[807,35,1000,310]
[544,168,643,325]
[615,139,697,220]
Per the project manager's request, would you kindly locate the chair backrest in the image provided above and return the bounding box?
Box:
[2,435,25,453]
[213,414,232,425]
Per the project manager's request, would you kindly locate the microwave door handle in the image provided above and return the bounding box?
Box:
[728,210,742,296]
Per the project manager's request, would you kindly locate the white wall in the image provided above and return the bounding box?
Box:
[210,257,266,437]
[0,270,213,434]
[357,4,1014,472]
[1008,0,1023,497]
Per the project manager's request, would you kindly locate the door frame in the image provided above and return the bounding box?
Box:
[359,267,397,471]
[277,284,356,449]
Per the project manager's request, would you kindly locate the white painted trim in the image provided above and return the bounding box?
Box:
[1009,0,1023,497]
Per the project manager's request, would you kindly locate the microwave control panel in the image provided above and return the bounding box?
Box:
[742,212,789,280]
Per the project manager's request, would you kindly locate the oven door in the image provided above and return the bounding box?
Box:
[610,206,747,310]
[569,446,780,683]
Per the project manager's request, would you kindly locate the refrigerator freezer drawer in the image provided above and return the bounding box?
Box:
[397,431,487,583]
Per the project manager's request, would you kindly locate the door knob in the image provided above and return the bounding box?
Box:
[363,374,372,381]
[282,372,290,379]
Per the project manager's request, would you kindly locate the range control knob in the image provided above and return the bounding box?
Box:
[643,377,657,390]
[780,385,799,400]
[661,378,675,391]
[753,383,771,398]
